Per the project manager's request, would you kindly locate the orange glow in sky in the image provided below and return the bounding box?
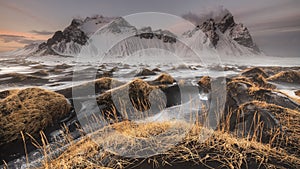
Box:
[0,29,51,52]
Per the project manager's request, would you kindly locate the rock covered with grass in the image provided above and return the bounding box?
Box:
[228,101,281,141]
[267,70,300,83]
[295,90,300,97]
[135,68,157,77]
[96,78,165,122]
[57,77,124,98]
[45,121,300,169]
[241,67,269,78]
[0,87,71,146]
[197,76,211,93]
[226,74,299,110]
[149,73,176,85]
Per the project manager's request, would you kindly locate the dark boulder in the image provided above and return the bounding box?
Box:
[0,88,70,145]
[149,73,175,85]
[295,90,300,97]
[56,77,124,99]
[94,78,198,123]
[241,67,269,78]
[197,76,211,93]
[227,101,281,142]
[225,78,299,112]
[135,68,157,77]
[96,79,163,123]
[267,70,300,84]
[0,88,71,162]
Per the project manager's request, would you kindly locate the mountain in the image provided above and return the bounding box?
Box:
[34,16,116,56]
[182,12,260,56]
[8,10,260,57]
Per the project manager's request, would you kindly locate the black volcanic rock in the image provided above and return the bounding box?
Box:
[37,19,88,55]
[267,70,300,84]
[193,12,259,52]
[199,19,219,47]
[241,67,269,78]
[217,13,235,33]
[137,27,177,44]
[230,23,259,51]
[200,19,216,32]
[225,78,300,112]
[46,31,64,46]
[70,18,83,27]
[62,19,88,45]
[135,68,157,77]
[229,101,281,140]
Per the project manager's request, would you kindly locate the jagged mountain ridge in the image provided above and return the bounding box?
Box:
[16,11,260,57]
[183,12,260,54]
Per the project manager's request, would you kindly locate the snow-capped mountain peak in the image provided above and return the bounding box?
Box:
[96,17,137,34]
[9,9,261,58]
[182,11,260,55]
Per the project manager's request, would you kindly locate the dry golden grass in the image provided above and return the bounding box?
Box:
[2,73,299,168]
[112,120,171,138]
[96,78,166,122]
[227,77,253,87]
[273,89,300,104]
[150,73,175,85]
[267,70,300,83]
[75,77,123,91]
[42,119,300,169]
[229,75,274,90]
[57,77,124,98]
[295,90,300,97]
[235,101,300,153]
[0,87,71,146]
[198,76,211,93]
[227,76,298,105]
[135,68,157,77]
[241,67,269,78]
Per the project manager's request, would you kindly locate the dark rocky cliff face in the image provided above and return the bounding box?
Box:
[217,13,235,33]
[196,12,259,52]
[199,19,219,47]
[230,23,259,51]
[34,11,260,56]
[37,19,88,55]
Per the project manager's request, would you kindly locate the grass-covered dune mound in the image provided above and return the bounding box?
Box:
[0,87,71,146]
[267,70,300,83]
[56,77,124,98]
[241,67,269,78]
[45,119,300,169]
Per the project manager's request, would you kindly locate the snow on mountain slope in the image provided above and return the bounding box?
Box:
[72,13,262,60]
[31,16,115,56]
[4,10,262,62]
[80,15,116,36]
[182,12,260,58]
[0,43,39,58]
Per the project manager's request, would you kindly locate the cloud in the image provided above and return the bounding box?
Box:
[0,1,44,23]
[30,30,54,36]
[182,6,230,25]
[0,34,38,44]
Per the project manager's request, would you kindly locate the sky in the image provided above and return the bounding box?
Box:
[0,0,299,57]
